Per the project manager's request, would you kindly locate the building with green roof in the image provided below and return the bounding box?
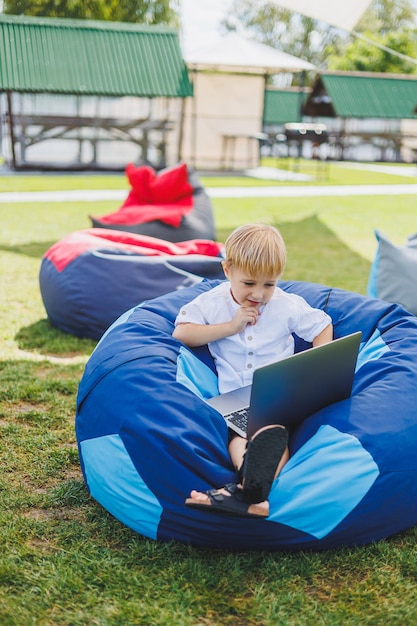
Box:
[0,13,192,169]
[263,87,310,127]
[304,71,417,120]
[302,71,417,161]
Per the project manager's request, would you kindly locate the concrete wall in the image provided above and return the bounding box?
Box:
[179,72,265,171]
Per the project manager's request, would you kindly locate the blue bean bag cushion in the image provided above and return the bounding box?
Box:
[90,163,216,243]
[367,229,417,316]
[76,280,417,550]
[39,229,224,340]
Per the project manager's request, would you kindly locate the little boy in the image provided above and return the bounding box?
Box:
[173,223,333,517]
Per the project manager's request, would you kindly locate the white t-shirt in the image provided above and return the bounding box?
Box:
[175,282,332,393]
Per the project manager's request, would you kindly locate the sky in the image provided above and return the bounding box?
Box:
[180,0,233,52]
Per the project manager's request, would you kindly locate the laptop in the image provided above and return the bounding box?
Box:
[206,331,362,438]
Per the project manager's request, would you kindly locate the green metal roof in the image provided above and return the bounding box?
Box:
[305,72,417,119]
[263,88,309,125]
[0,14,193,97]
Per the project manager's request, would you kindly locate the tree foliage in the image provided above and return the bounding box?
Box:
[327,30,417,74]
[327,0,417,74]
[355,0,416,34]
[2,0,179,25]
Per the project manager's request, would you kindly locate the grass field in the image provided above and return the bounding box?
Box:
[1,160,417,625]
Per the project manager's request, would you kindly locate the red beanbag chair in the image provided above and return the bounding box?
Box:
[90,163,216,242]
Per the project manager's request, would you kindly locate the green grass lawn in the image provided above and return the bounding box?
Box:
[1,162,417,625]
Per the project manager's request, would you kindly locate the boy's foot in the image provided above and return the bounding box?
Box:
[185,425,288,517]
[240,425,289,503]
[185,483,269,517]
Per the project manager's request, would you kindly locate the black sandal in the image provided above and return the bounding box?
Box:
[185,483,268,518]
[240,426,288,503]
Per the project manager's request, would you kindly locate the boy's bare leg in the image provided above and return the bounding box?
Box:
[230,425,289,488]
[228,434,249,474]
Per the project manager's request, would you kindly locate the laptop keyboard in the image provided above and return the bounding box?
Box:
[226,407,250,431]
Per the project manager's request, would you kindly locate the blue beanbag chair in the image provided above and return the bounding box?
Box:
[76,280,417,550]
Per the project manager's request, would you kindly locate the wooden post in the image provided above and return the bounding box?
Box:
[6,91,17,169]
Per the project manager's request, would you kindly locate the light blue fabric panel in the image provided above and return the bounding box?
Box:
[356,329,390,372]
[81,434,162,540]
[176,346,219,399]
[267,425,379,538]
[367,244,380,297]
[93,307,135,351]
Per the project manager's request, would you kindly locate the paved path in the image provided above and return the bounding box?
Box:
[335,162,417,178]
[0,183,416,203]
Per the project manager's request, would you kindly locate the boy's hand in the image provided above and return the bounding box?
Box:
[230,306,260,332]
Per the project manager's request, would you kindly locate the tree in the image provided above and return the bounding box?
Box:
[2,0,179,25]
[326,0,417,74]
[326,30,417,74]
[355,0,416,34]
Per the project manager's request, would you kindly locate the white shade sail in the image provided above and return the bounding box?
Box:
[267,0,373,31]
[183,32,316,74]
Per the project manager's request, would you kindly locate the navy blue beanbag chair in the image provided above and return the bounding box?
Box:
[76,280,417,550]
[39,229,224,340]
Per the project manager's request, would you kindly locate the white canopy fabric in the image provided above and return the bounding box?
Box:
[183,32,315,74]
[267,0,373,31]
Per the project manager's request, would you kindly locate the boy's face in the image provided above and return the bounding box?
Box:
[222,263,279,309]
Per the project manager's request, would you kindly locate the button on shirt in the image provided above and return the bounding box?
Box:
[175,282,331,394]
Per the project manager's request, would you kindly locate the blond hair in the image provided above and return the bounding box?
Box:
[224,224,286,277]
